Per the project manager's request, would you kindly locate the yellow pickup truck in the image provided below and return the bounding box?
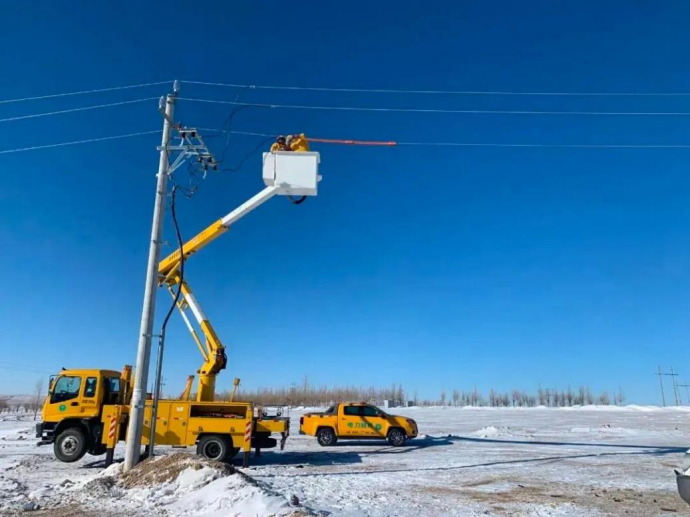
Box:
[299,402,418,446]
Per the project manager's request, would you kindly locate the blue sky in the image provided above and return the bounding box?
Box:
[1,1,690,403]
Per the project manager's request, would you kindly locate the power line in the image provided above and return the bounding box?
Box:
[200,129,690,149]
[0,362,54,375]
[178,97,690,117]
[397,141,690,149]
[0,130,160,155]
[196,127,272,137]
[3,128,690,157]
[182,80,690,97]
[0,97,159,124]
[0,80,172,105]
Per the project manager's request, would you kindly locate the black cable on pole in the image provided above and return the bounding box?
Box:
[160,184,185,334]
[148,183,185,458]
[218,136,274,172]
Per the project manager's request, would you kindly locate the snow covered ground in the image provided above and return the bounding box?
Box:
[1,406,689,516]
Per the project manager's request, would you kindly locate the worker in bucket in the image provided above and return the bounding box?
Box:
[287,133,310,152]
[270,135,289,152]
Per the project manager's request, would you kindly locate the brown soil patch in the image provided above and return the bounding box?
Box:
[464,482,684,516]
[417,477,687,516]
[463,483,577,506]
[4,503,124,517]
[119,452,234,489]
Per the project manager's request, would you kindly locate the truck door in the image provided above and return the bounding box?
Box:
[361,405,387,438]
[339,405,366,436]
[44,375,84,421]
[80,376,100,417]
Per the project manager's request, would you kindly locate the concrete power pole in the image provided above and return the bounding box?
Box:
[124,83,178,472]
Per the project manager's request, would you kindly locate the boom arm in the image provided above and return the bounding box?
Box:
[158,186,278,278]
[158,187,277,401]
[157,150,321,401]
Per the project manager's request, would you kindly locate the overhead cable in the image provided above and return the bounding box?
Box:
[178,97,690,117]
[0,97,159,124]
[182,80,690,97]
[0,130,160,155]
[397,141,690,149]
[198,129,690,149]
[0,80,172,105]
[3,128,690,156]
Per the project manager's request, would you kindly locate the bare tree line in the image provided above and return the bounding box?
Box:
[217,377,626,408]
[0,378,627,412]
[0,380,45,419]
[219,377,407,408]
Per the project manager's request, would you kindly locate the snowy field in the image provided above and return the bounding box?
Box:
[1,406,689,516]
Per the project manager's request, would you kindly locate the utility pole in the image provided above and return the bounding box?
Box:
[669,366,681,406]
[124,82,178,472]
[656,365,667,407]
[678,381,690,406]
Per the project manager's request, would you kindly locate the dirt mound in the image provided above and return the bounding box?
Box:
[119,452,234,489]
[82,475,123,499]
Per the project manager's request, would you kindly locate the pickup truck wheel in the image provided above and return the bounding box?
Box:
[54,428,88,463]
[387,428,406,447]
[197,435,231,461]
[316,427,337,446]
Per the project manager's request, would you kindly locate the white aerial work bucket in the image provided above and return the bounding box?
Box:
[262,151,321,197]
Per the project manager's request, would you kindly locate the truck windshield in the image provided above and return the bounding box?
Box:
[50,376,82,403]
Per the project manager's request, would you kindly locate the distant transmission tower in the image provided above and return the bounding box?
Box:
[656,365,667,407]
[669,366,681,406]
[677,381,690,407]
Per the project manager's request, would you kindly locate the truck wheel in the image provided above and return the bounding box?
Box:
[387,428,406,447]
[197,435,231,461]
[316,427,337,446]
[54,428,88,463]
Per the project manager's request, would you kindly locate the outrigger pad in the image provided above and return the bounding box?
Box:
[676,470,690,505]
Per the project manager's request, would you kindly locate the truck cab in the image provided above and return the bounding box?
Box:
[299,402,418,447]
[37,368,126,462]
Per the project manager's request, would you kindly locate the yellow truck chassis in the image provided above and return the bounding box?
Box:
[100,400,288,467]
[37,369,288,468]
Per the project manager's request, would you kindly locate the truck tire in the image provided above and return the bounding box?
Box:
[54,428,88,463]
[316,427,337,446]
[387,428,406,447]
[197,435,231,461]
